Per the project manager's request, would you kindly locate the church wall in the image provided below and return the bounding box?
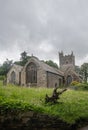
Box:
[20,61,64,88]
[21,69,26,86]
[64,69,82,86]
[47,72,63,88]
[21,63,47,87]
[7,66,20,85]
[20,63,64,88]
[37,67,47,87]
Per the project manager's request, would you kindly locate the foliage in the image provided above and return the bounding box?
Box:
[14,51,31,66]
[0,80,3,86]
[70,82,88,91]
[0,75,5,80]
[75,66,81,74]
[76,83,88,90]
[0,59,13,76]
[70,81,79,86]
[0,84,88,124]
[45,60,58,69]
[20,51,28,61]
[80,63,88,83]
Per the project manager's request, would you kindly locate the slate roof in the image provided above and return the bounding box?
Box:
[40,61,64,76]
[27,57,64,77]
[11,64,23,72]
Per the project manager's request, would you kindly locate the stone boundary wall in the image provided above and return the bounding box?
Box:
[0,108,87,130]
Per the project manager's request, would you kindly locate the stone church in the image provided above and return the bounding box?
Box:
[7,52,81,88]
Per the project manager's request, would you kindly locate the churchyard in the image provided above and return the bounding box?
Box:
[0,80,88,129]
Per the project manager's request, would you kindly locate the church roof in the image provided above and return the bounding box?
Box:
[40,61,64,76]
[60,64,75,72]
[64,66,80,78]
[26,57,64,77]
[11,64,23,72]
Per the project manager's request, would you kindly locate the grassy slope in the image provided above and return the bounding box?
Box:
[0,81,88,124]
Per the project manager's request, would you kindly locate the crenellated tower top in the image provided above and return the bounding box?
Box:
[59,51,75,70]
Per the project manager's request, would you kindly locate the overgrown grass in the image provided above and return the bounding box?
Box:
[0,80,3,86]
[0,83,88,124]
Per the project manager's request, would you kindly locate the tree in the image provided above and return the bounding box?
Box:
[20,51,27,61]
[0,59,13,76]
[80,63,88,83]
[75,65,81,74]
[14,51,31,66]
[45,60,58,69]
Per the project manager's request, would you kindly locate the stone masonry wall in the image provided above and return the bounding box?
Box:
[37,67,47,87]
[21,70,26,86]
[7,66,20,85]
[0,108,77,130]
[59,52,75,69]
[47,72,63,88]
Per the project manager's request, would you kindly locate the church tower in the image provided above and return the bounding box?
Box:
[59,51,75,70]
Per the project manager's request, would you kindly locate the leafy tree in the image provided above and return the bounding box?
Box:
[75,66,81,74]
[20,51,27,61]
[14,51,31,66]
[0,59,13,76]
[80,63,88,83]
[45,60,58,69]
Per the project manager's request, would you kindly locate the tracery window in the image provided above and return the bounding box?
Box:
[11,71,16,84]
[26,63,37,84]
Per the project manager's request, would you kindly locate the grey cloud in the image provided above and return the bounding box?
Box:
[0,0,88,65]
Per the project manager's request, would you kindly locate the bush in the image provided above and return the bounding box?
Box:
[70,81,88,90]
[76,83,88,90]
[70,83,88,90]
[70,81,79,86]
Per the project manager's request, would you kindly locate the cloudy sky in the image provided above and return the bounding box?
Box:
[0,0,88,66]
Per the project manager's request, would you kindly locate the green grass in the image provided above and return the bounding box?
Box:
[0,80,3,86]
[0,83,88,124]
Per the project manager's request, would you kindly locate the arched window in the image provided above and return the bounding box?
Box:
[26,63,37,84]
[66,75,72,85]
[11,71,16,84]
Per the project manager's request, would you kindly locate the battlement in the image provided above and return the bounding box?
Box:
[59,51,75,70]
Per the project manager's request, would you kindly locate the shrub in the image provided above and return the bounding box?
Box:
[76,83,88,90]
[70,81,88,90]
[70,81,79,86]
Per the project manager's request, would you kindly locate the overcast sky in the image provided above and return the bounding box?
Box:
[0,0,88,66]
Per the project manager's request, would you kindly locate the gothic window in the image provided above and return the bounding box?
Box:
[11,71,16,84]
[26,63,37,84]
[66,75,72,85]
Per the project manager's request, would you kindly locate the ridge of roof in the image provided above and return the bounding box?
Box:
[13,64,23,68]
[30,57,64,76]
